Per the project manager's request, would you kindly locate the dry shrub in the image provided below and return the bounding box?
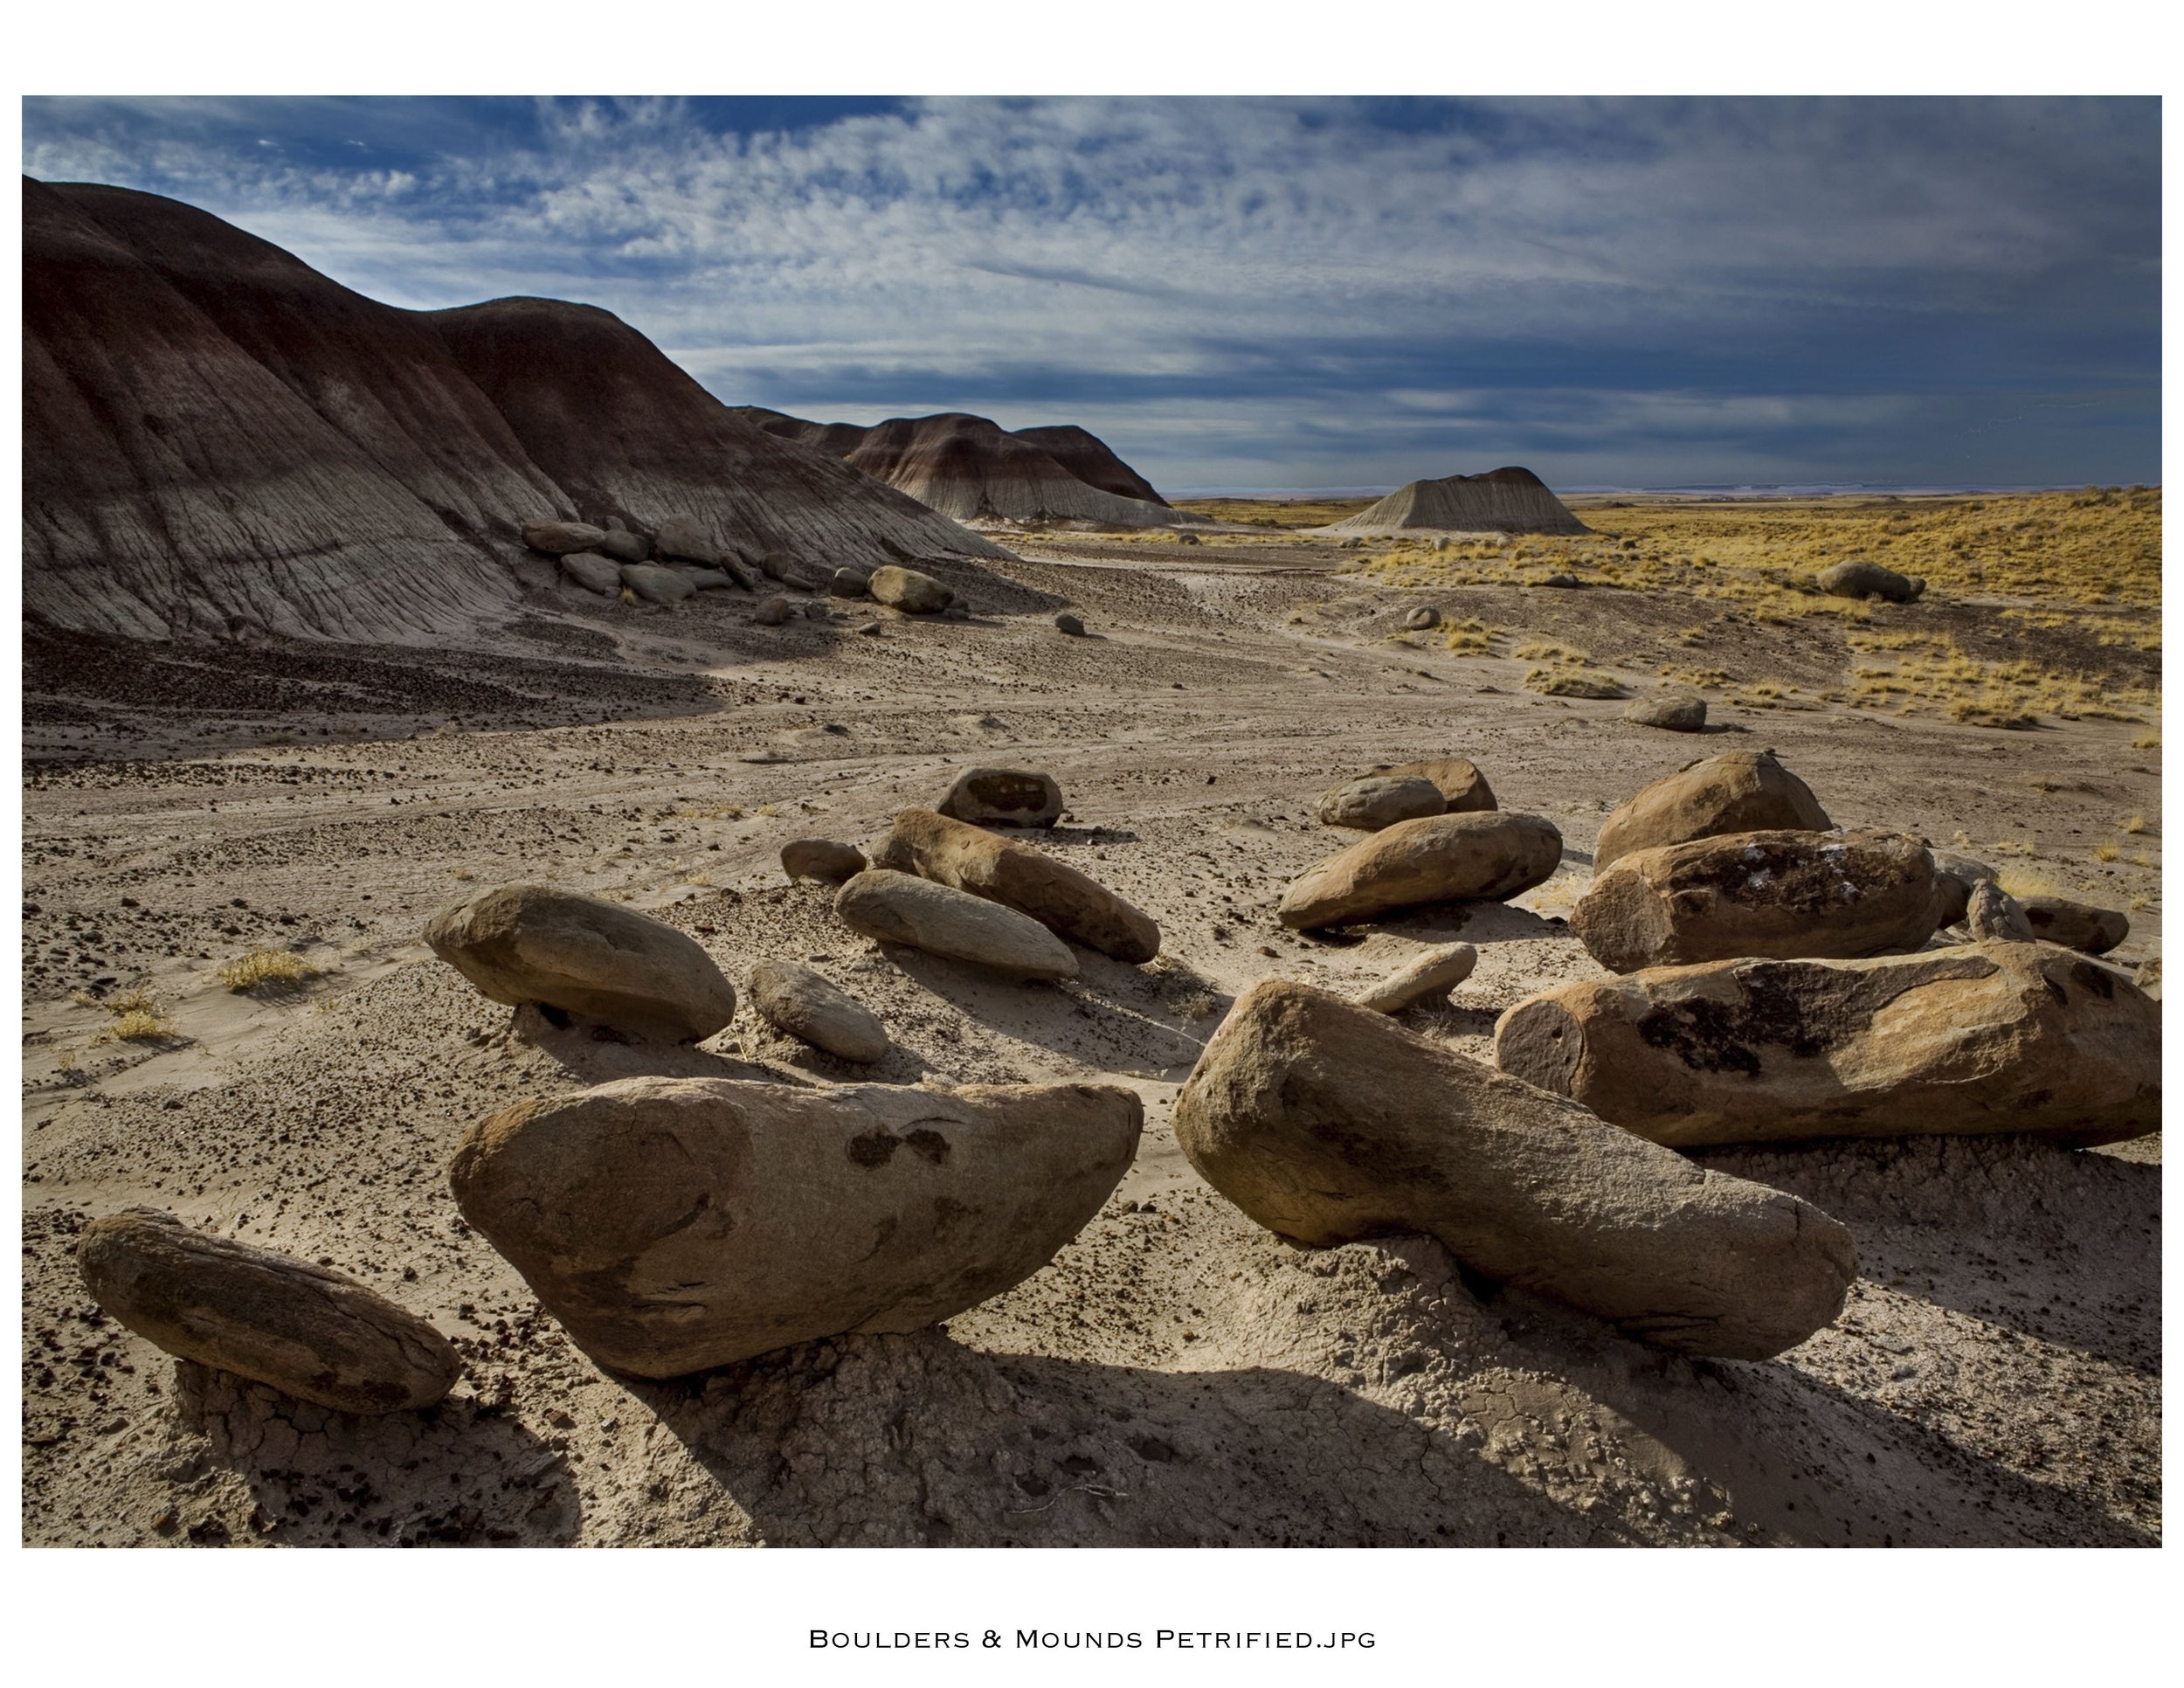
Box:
[216,949,314,993]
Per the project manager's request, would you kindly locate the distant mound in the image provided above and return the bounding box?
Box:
[23,177,1006,642]
[1324,467,1587,536]
[738,408,1191,529]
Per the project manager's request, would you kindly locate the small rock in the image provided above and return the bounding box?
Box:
[557,553,623,595]
[834,869,1079,980]
[520,519,608,556]
[619,564,695,605]
[653,515,722,566]
[1353,942,1477,1013]
[78,1210,460,1414]
[1540,572,1581,589]
[597,529,650,564]
[936,766,1064,829]
[1279,812,1562,930]
[868,565,953,615]
[1403,606,1441,631]
[1624,690,1707,732]
[827,568,871,598]
[1965,879,2034,942]
[671,566,737,591]
[751,595,792,626]
[781,839,867,883]
[1054,612,1087,636]
[748,960,888,1063]
[854,619,883,636]
[2018,895,2130,955]
[1316,774,1446,832]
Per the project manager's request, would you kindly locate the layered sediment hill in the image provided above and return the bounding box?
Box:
[1010,425,1170,507]
[1325,467,1588,536]
[24,177,1004,642]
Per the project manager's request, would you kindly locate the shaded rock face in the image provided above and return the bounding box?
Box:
[1493,942,2160,1150]
[748,960,889,1064]
[1625,691,1707,732]
[1572,829,1941,973]
[936,767,1064,829]
[448,1076,1143,1377]
[876,807,1161,964]
[1324,467,1587,536]
[751,594,792,626]
[868,565,953,614]
[1353,942,1477,1013]
[1173,982,1855,1359]
[1279,812,1562,930]
[1965,880,2034,943]
[1594,751,1831,872]
[652,515,720,565]
[2019,895,2130,955]
[1317,775,1446,832]
[1819,560,1925,603]
[424,884,736,1043]
[1371,758,1496,813]
[522,520,607,556]
[1404,606,1441,631]
[23,177,1008,641]
[827,568,870,598]
[780,839,867,883]
[619,563,695,605]
[557,553,622,595]
[77,1209,460,1414]
[833,868,1080,980]
[597,528,649,563]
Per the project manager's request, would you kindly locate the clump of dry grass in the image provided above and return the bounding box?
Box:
[100,1008,178,1042]
[2094,841,2123,863]
[1845,633,2157,726]
[2131,731,2160,751]
[216,949,315,993]
[1996,867,2063,899]
[2120,814,2149,834]
[1441,618,1497,654]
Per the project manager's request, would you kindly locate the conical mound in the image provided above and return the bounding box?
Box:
[24,177,1007,642]
[1324,467,1587,536]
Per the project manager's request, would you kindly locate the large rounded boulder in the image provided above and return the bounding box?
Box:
[653,515,722,566]
[834,868,1080,980]
[748,959,889,1063]
[2019,895,2130,955]
[425,884,737,1043]
[1370,757,1496,813]
[1572,828,1941,973]
[1278,811,1561,930]
[1493,941,2160,1149]
[936,767,1064,828]
[869,565,954,615]
[78,1209,460,1414]
[1818,559,1925,602]
[1173,981,1855,1359]
[448,1075,1143,1377]
[1593,750,1831,872]
[1317,775,1446,832]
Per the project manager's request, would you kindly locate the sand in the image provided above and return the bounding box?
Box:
[20,527,2160,1546]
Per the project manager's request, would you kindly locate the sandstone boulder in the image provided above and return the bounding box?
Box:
[1369,758,1496,813]
[1278,811,1562,930]
[450,1076,1142,1377]
[1404,606,1441,631]
[781,838,867,883]
[751,594,792,626]
[521,519,609,556]
[1317,775,1446,832]
[834,868,1079,980]
[1964,879,2033,942]
[1625,690,1707,732]
[869,564,953,615]
[653,515,722,566]
[2019,895,2130,955]
[748,960,888,1063]
[936,767,1064,829]
[1054,612,1087,636]
[425,884,736,1043]
[558,552,623,595]
[78,1209,460,1413]
[877,807,1160,963]
[1353,942,1477,1013]
[1819,559,1924,602]
[1493,941,2160,1149]
[1594,750,1830,872]
[598,529,650,564]
[673,566,737,591]
[1174,981,1855,1359]
[619,563,695,605]
[828,568,870,598]
[1930,848,1999,929]
[1572,828,1940,973]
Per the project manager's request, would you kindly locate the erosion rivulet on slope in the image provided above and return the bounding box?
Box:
[23,177,1006,643]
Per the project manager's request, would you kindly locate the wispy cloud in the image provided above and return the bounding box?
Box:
[23,95,2160,488]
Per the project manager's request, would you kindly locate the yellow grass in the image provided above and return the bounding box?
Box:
[2121,814,2149,834]
[2132,732,2160,751]
[1996,867,2063,899]
[2093,842,2122,863]
[216,949,314,992]
[99,1009,178,1042]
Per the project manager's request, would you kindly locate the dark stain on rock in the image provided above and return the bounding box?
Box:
[2071,962,2115,1000]
[902,1128,951,1165]
[847,1130,898,1167]
[1636,977,1839,1076]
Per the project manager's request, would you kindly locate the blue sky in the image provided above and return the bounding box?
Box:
[22,95,2161,491]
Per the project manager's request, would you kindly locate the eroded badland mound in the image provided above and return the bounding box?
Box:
[1327,467,1589,536]
[23,178,1006,644]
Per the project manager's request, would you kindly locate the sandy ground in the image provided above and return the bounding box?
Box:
[20,529,2160,1546]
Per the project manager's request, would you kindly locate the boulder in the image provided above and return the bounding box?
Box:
[877,807,1161,964]
[1964,879,2033,942]
[1369,758,1496,813]
[936,767,1064,829]
[558,552,623,595]
[1493,941,2160,1149]
[1317,774,1447,833]
[1541,572,1582,590]
[672,566,737,591]
[1930,848,1999,929]
[653,515,722,566]
[425,883,737,1043]
[619,564,695,606]
[1593,750,1830,872]
[1054,612,1087,637]
[834,868,1080,981]
[1278,811,1562,930]
[1404,606,1441,631]
[598,529,650,564]
[2020,895,2130,955]
[449,1075,1142,1377]
[748,960,888,1063]
[869,564,953,615]
[1572,828,1941,973]
[1353,942,1477,1013]
[751,594,792,626]
[758,550,797,580]
[521,519,608,556]
[1819,559,1925,603]
[1174,981,1855,1359]
[1624,690,1707,733]
[780,838,867,883]
[827,568,871,598]
[77,1209,460,1413]
[854,620,883,636]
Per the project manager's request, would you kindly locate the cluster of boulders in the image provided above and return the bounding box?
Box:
[518,515,963,624]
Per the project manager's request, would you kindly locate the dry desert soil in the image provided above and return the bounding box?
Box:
[20,498,2162,1546]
